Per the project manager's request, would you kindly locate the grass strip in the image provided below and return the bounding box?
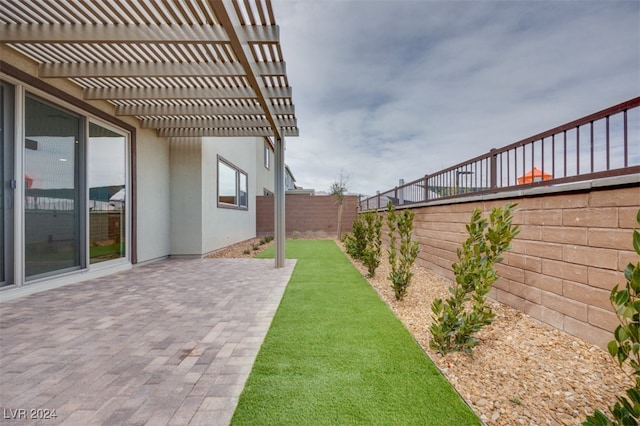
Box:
[231,240,479,425]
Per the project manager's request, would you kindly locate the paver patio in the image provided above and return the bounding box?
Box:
[0,258,296,425]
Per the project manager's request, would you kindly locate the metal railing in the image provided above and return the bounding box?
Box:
[360,97,640,211]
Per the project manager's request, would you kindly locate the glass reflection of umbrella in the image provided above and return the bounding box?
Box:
[518,167,552,184]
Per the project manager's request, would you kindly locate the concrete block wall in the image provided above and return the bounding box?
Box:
[256,194,359,237]
[402,183,638,348]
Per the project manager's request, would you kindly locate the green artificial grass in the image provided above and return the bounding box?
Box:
[231,240,479,425]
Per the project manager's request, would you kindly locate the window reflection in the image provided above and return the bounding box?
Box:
[239,172,248,208]
[217,157,248,210]
[24,95,81,278]
[89,123,126,264]
[218,160,237,205]
[0,85,4,283]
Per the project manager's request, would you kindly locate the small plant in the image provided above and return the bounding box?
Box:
[258,236,274,245]
[252,243,260,251]
[345,215,368,259]
[361,212,383,277]
[510,397,522,406]
[386,201,420,301]
[329,170,349,239]
[429,203,519,355]
[242,249,251,255]
[583,209,640,426]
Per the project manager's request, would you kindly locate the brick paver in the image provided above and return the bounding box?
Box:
[0,258,296,425]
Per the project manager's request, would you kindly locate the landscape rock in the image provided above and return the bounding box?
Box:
[339,241,632,425]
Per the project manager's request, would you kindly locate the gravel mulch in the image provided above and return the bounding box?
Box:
[206,237,274,258]
[337,241,633,426]
[209,237,632,425]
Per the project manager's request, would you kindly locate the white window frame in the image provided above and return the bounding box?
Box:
[264,140,271,170]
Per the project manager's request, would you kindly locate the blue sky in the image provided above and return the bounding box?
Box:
[273,0,640,195]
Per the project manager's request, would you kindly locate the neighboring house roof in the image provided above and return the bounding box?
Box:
[0,0,298,140]
[285,165,296,183]
[284,164,302,190]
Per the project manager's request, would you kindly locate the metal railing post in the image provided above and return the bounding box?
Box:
[490,148,497,189]
[424,175,429,201]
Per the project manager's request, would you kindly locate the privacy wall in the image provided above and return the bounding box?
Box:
[256,194,358,237]
[405,182,638,348]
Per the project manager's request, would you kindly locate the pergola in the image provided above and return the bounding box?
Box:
[0,0,298,267]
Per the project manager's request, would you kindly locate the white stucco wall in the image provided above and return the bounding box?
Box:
[169,139,203,256]
[255,138,274,195]
[136,128,172,262]
[201,137,258,254]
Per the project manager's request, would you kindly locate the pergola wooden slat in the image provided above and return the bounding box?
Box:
[0,0,298,268]
[0,0,298,138]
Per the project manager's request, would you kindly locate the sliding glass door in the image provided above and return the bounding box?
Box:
[88,123,126,264]
[0,82,130,286]
[24,95,82,278]
[1,82,14,287]
[0,83,5,285]
[1,85,4,284]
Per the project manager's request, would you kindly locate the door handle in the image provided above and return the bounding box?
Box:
[7,179,16,209]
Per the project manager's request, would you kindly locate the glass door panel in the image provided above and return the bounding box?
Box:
[88,123,126,264]
[24,95,81,278]
[1,84,4,284]
[1,82,15,287]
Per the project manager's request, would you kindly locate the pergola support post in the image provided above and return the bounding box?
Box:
[274,133,286,268]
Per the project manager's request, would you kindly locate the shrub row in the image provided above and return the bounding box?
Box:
[346,203,640,425]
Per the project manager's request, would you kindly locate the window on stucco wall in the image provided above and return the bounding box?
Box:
[217,156,248,210]
[264,141,270,170]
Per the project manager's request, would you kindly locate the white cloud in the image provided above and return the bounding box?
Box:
[275,0,640,194]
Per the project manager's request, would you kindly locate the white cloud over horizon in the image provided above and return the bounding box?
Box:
[273,0,640,195]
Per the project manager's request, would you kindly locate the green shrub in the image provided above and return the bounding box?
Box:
[266,235,274,244]
[429,203,519,355]
[386,201,420,301]
[345,215,368,259]
[258,236,273,246]
[362,212,383,277]
[583,209,640,426]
